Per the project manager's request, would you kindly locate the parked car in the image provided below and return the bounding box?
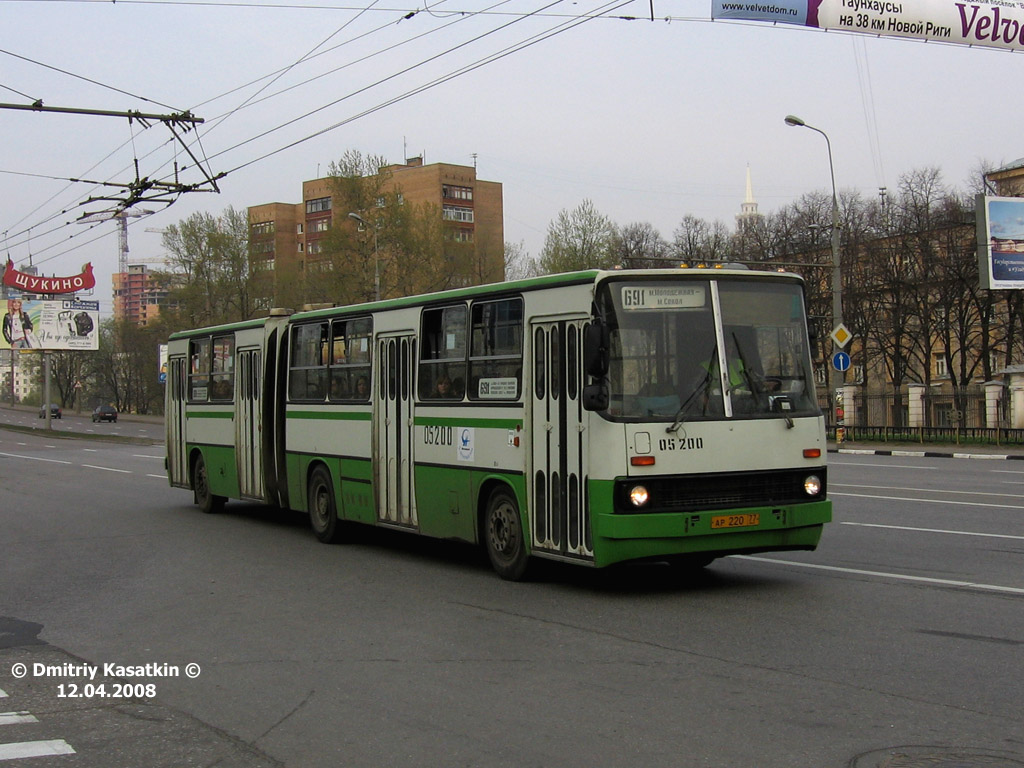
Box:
[92,405,118,423]
[38,404,62,419]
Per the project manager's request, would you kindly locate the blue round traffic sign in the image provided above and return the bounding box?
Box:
[832,351,851,372]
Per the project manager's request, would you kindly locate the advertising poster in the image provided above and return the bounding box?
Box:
[977,195,1024,290]
[711,0,1024,52]
[1,298,100,351]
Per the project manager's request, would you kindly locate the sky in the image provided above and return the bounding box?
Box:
[3,0,1023,319]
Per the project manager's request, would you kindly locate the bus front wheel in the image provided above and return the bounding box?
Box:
[308,466,342,544]
[193,454,224,514]
[483,487,529,581]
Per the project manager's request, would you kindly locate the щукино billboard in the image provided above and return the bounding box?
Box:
[1,298,100,351]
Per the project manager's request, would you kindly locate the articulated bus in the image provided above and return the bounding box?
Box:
[165,268,831,579]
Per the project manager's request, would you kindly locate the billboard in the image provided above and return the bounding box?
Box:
[711,0,1024,52]
[977,195,1024,290]
[1,298,100,351]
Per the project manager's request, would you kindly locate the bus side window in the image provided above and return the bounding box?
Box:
[328,316,372,402]
[210,334,235,401]
[468,298,522,401]
[419,304,467,401]
[289,322,328,401]
[189,337,211,401]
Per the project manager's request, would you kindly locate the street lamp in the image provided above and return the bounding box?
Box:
[347,212,380,302]
[786,114,846,441]
[784,115,842,335]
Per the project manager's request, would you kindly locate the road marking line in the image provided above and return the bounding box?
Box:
[0,740,76,760]
[146,474,166,479]
[0,712,38,725]
[0,452,72,465]
[737,556,1024,595]
[832,460,937,469]
[0,690,6,698]
[841,521,1024,540]
[82,449,97,452]
[82,464,131,474]
[133,454,163,459]
[832,482,1022,499]
[830,491,1024,510]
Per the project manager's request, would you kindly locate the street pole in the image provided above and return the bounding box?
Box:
[347,212,380,302]
[786,114,845,441]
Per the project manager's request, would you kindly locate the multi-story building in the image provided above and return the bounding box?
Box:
[249,157,504,300]
[112,264,172,325]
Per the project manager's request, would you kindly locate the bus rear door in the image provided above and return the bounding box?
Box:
[375,333,418,528]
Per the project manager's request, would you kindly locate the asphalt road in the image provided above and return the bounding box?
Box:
[1,413,1022,768]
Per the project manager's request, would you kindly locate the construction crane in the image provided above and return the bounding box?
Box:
[78,209,155,274]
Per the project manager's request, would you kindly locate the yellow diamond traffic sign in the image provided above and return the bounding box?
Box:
[830,323,852,349]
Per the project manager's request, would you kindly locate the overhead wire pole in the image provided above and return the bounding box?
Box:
[0,101,222,214]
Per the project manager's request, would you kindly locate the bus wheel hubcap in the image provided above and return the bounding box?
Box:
[490,502,517,555]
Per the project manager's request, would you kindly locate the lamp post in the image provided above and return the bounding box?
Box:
[785,115,842,334]
[347,212,380,302]
[786,114,846,441]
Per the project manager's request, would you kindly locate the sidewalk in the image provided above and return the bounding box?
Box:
[829,439,1024,460]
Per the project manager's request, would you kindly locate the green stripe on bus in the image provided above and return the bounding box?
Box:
[288,410,373,421]
[186,411,234,419]
[414,415,522,430]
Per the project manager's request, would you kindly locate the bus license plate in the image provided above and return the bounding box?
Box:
[710,513,760,530]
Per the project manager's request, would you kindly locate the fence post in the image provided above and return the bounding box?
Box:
[985,381,1003,446]
[908,383,925,443]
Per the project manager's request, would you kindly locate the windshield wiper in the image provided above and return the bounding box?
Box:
[667,371,711,434]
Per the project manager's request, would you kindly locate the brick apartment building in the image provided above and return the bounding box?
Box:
[249,157,504,301]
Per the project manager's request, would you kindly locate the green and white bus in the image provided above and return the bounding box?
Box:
[165,268,831,579]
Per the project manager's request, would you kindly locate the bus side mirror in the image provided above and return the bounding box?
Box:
[584,322,610,378]
[582,383,609,412]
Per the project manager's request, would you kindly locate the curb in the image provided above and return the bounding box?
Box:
[830,446,1024,461]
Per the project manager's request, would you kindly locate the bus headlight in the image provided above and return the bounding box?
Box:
[629,485,650,508]
[804,474,822,496]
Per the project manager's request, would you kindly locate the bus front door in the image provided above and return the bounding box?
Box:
[530,319,592,560]
[375,334,418,528]
[235,348,263,500]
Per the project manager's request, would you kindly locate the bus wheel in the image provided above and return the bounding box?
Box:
[308,466,342,544]
[193,455,224,514]
[484,487,529,581]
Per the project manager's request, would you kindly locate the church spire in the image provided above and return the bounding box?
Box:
[736,164,762,232]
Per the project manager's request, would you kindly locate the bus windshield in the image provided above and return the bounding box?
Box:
[600,277,819,421]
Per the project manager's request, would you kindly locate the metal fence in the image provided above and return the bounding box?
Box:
[817,388,1024,445]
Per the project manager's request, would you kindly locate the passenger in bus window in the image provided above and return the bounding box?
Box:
[330,374,350,400]
[355,376,370,399]
[434,375,454,398]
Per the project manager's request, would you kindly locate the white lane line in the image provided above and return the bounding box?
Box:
[0,690,6,698]
[832,482,1023,499]
[0,712,38,725]
[737,556,1024,595]
[831,460,937,469]
[132,454,163,460]
[841,521,1024,541]
[146,474,166,479]
[82,464,131,474]
[82,448,97,452]
[0,740,76,760]
[0,452,72,465]
[830,491,1024,511]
